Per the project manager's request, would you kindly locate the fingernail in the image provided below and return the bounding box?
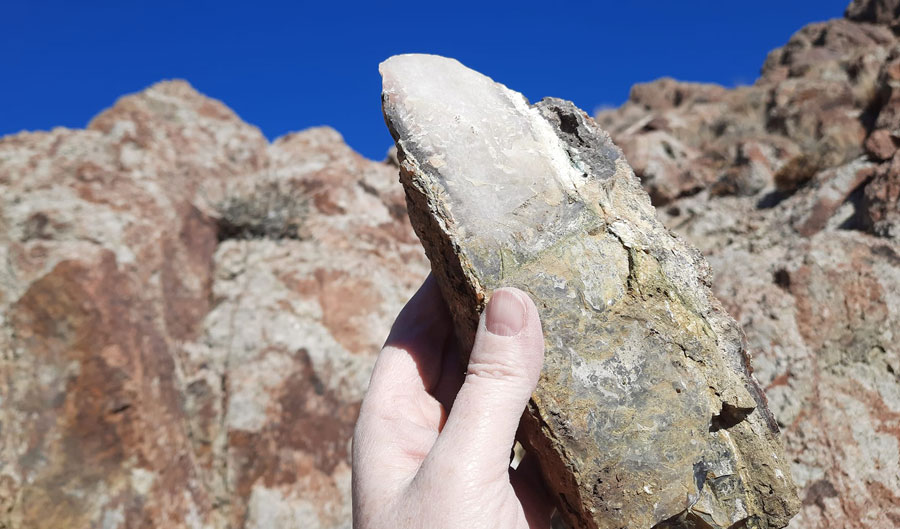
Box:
[485,289,526,336]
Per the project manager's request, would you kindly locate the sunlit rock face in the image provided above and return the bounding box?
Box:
[0,81,427,529]
[597,5,900,527]
[382,54,799,529]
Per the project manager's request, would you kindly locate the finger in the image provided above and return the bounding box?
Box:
[362,273,450,423]
[380,273,451,392]
[432,329,465,417]
[353,274,451,503]
[422,288,544,482]
[511,452,554,529]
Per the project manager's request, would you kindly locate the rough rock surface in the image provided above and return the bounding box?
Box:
[597,2,900,528]
[381,54,799,529]
[2,2,899,528]
[0,81,427,528]
[846,0,900,31]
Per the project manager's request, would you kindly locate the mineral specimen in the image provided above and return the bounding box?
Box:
[381,54,800,529]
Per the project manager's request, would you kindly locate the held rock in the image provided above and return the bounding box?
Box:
[381,54,800,529]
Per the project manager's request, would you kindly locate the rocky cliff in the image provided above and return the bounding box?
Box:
[597,1,900,527]
[0,81,427,528]
[0,1,897,528]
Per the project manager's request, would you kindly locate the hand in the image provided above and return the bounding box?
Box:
[352,275,553,529]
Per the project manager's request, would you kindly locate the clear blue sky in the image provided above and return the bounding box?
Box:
[2,0,850,161]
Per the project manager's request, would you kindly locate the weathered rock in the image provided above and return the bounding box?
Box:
[0,81,426,528]
[864,150,900,237]
[846,0,900,31]
[381,54,799,529]
[864,128,897,160]
[0,81,260,529]
[789,159,875,237]
[615,130,716,205]
[709,231,900,529]
[598,14,893,211]
[598,2,900,527]
[4,2,900,528]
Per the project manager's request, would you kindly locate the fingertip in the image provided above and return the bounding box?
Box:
[485,288,527,336]
[365,272,452,422]
[409,273,445,317]
[474,287,545,378]
[488,287,542,335]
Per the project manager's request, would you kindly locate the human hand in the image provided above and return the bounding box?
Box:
[352,275,553,529]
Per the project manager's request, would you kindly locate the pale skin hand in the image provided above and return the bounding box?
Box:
[352,275,553,529]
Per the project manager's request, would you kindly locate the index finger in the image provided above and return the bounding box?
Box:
[352,275,452,503]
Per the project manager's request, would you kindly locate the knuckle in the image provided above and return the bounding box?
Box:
[465,360,530,384]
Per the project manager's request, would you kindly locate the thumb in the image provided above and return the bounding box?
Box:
[423,288,544,481]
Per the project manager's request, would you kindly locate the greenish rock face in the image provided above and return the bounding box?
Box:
[381,54,799,529]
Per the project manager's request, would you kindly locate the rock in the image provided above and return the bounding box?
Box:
[4,2,900,528]
[615,130,715,205]
[707,232,900,529]
[846,0,900,31]
[0,82,427,528]
[864,128,897,160]
[381,54,799,529]
[789,158,875,236]
[711,139,791,197]
[773,154,822,193]
[599,12,894,209]
[0,80,259,529]
[761,18,893,86]
[864,151,900,237]
[598,2,900,527]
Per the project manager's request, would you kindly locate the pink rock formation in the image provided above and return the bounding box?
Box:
[598,3,900,527]
[0,81,427,528]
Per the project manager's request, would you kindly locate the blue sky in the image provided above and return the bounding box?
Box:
[3,1,850,161]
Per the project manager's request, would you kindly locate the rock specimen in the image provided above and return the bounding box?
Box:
[381,54,800,529]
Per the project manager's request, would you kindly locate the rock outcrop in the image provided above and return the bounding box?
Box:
[381,54,799,529]
[846,0,900,31]
[1,1,898,528]
[597,2,900,527]
[0,81,427,528]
